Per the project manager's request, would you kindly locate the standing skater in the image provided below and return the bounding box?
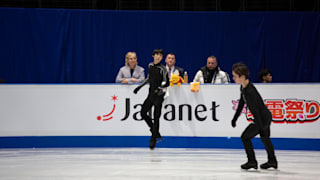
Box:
[231,62,278,170]
[133,49,169,150]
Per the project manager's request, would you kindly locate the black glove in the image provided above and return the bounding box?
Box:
[133,87,141,94]
[154,87,165,96]
[231,119,237,128]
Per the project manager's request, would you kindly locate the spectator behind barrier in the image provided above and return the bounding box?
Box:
[258,68,272,83]
[165,52,185,79]
[115,52,145,84]
[193,56,230,84]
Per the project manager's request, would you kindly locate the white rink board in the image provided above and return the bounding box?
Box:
[0,84,319,138]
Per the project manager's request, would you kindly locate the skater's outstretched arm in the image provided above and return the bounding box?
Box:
[133,76,149,94]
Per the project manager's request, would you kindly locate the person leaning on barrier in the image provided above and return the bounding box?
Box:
[165,52,185,79]
[258,68,272,83]
[193,56,230,84]
[115,52,145,84]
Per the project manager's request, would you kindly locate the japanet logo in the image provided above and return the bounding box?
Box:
[96,94,118,121]
[96,94,220,122]
[232,99,320,123]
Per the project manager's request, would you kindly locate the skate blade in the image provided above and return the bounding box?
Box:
[241,169,260,172]
[260,168,279,171]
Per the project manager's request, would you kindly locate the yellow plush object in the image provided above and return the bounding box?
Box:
[190,82,200,92]
[170,74,184,87]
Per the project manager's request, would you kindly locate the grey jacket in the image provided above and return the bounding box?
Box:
[115,65,145,83]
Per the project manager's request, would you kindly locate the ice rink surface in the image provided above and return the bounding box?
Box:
[0,148,319,180]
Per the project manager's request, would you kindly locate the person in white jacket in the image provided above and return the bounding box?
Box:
[193,56,230,84]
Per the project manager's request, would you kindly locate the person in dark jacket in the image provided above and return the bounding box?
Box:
[193,56,230,84]
[231,62,278,170]
[165,52,184,78]
[133,49,169,150]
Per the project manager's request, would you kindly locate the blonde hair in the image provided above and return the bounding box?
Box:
[125,52,137,66]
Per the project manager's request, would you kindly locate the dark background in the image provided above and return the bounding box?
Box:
[0,1,320,83]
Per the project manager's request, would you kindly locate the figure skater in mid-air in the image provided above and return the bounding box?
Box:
[231,62,278,170]
[133,48,169,150]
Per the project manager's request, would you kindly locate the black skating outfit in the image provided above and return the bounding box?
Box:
[134,62,169,149]
[232,81,277,169]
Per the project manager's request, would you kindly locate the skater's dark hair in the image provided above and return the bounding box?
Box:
[153,48,164,56]
[232,62,250,79]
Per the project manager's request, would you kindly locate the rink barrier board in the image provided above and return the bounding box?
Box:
[1,84,320,150]
[0,136,319,150]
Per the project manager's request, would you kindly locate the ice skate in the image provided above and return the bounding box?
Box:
[149,136,157,150]
[241,161,258,170]
[260,161,278,169]
[150,130,163,143]
[155,132,163,143]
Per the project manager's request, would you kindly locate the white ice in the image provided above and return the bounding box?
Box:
[0,148,319,180]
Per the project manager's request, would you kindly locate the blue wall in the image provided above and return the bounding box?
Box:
[0,8,320,83]
[1,136,319,151]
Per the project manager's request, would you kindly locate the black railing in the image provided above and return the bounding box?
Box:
[0,0,319,11]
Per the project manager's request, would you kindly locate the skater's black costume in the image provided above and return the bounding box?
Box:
[134,62,169,149]
[232,81,277,169]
